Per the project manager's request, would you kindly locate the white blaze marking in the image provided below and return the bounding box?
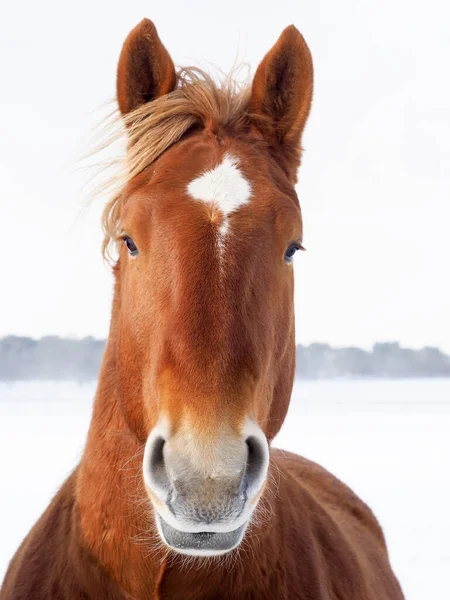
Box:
[187,154,252,255]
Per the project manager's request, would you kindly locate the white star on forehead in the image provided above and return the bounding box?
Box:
[187,153,252,251]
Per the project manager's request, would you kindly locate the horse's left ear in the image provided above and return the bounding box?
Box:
[250,26,314,180]
[117,19,176,116]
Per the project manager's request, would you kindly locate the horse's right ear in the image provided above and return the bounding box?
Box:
[117,19,176,116]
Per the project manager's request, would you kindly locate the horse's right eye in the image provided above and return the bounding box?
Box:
[122,235,139,257]
[284,242,304,264]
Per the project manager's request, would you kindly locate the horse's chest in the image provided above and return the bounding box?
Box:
[156,565,291,600]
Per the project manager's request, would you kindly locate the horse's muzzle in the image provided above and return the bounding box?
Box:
[143,418,269,556]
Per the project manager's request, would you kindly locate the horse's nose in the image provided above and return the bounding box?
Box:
[143,420,269,527]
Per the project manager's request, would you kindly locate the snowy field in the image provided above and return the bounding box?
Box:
[1,379,449,598]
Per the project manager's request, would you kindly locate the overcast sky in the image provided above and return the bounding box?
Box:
[0,0,449,351]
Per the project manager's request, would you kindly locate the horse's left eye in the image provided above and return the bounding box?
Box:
[122,235,139,257]
[284,242,302,263]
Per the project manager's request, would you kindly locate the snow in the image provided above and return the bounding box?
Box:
[1,379,449,598]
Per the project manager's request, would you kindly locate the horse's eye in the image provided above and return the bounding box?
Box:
[122,235,138,257]
[284,242,303,264]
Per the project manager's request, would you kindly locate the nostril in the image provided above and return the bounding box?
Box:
[151,437,165,471]
[146,436,170,494]
[244,436,267,493]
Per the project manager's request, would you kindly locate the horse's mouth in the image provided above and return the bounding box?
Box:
[156,515,246,556]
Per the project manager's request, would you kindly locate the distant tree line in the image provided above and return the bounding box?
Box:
[296,342,450,378]
[1,337,450,381]
[0,336,105,381]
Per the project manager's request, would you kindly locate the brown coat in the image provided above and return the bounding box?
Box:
[1,19,405,600]
[1,450,404,599]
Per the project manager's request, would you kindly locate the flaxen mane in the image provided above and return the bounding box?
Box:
[101,67,251,258]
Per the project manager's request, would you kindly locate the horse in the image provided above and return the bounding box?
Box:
[0,19,404,600]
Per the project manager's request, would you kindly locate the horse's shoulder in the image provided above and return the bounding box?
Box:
[270,448,387,548]
[263,449,405,599]
[0,469,124,600]
[1,471,77,598]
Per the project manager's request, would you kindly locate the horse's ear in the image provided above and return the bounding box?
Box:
[117,19,176,116]
[250,26,313,179]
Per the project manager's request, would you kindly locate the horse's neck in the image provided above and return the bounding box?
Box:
[76,342,165,597]
[75,341,282,598]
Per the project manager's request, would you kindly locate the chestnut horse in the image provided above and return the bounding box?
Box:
[1,20,404,600]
